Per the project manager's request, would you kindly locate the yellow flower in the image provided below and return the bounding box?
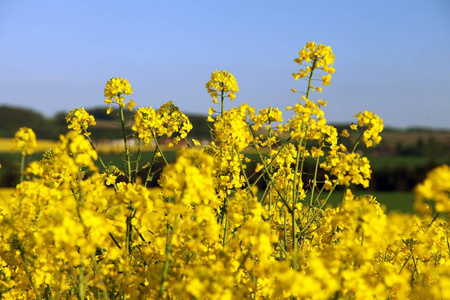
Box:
[205,70,239,104]
[317,100,328,106]
[340,129,350,138]
[133,101,192,146]
[354,111,384,147]
[322,74,332,86]
[251,107,283,131]
[414,165,450,213]
[102,165,123,186]
[292,42,335,86]
[320,151,372,187]
[126,99,136,111]
[159,147,216,206]
[255,163,264,173]
[213,104,253,151]
[310,146,324,158]
[12,127,37,155]
[104,76,133,111]
[59,131,98,171]
[65,108,96,136]
[104,76,132,99]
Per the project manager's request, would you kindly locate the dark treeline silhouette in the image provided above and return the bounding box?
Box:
[0,106,61,139]
[1,105,449,190]
[1,151,446,191]
[0,105,211,140]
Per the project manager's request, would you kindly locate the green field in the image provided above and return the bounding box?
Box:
[0,148,432,215]
[324,191,415,214]
[366,154,449,171]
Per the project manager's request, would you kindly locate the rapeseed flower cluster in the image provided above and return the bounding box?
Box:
[251,107,283,130]
[102,165,123,186]
[205,70,239,104]
[133,101,192,147]
[213,104,254,151]
[12,127,37,156]
[0,42,449,299]
[104,76,135,113]
[66,108,96,136]
[12,127,37,182]
[414,164,450,213]
[292,41,335,90]
[320,152,372,188]
[353,110,384,148]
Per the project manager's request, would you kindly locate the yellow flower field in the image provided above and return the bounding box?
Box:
[0,42,449,299]
[0,138,56,153]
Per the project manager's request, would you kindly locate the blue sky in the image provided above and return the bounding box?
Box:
[1,0,449,129]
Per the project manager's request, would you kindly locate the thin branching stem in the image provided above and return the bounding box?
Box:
[19,153,25,183]
[119,106,132,182]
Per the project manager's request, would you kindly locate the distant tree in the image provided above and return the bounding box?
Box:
[0,105,63,139]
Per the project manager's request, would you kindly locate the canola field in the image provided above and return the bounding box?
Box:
[1,42,449,299]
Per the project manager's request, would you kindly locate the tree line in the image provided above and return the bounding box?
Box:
[0,105,449,190]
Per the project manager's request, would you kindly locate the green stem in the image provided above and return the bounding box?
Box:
[77,253,85,300]
[19,153,25,183]
[305,58,317,99]
[221,175,230,246]
[119,106,132,182]
[248,137,292,190]
[284,213,288,257]
[309,155,321,206]
[291,130,306,268]
[144,141,160,187]
[84,129,106,169]
[158,216,179,300]
[291,143,302,268]
[218,88,229,245]
[109,232,122,250]
[220,89,224,117]
[152,133,169,166]
[299,181,338,236]
[267,120,273,210]
[248,125,304,231]
[300,184,326,224]
[251,131,293,216]
[253,142,285,204]
[125,206,135,257]
[18,242,41,300]
[134,139,142,184]
[426,212,440,230]
[291,59,316,262]
[399,212,441,273]
[291,204,298,268]
[89,254,109,300]
[234,145,254,197]
[307,154,321,222]
[83,128,119,192]
[222,212,229,246]
[352,128,366,153]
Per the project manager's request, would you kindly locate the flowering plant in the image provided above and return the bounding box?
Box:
[0,42,448,299]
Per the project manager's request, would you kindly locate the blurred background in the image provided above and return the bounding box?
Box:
[1,0,449,211]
